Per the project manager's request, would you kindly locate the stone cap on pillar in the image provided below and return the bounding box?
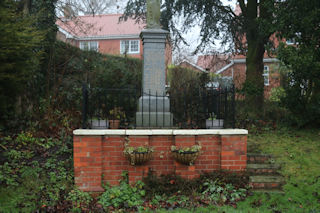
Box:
[140,28,169,44]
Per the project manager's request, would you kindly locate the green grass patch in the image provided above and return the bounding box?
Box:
[160,128,320,212]
[203,128,320,212]
[243,128,320,212]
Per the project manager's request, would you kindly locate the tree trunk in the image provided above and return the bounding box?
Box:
[23,0,31,15]
[245,39,265,111]
[243,0,265,114]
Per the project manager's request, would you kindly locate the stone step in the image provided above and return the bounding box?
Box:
[247,163,281,175]
[250,175,284,183]
[250,182,283,189]
[247,153,275,164]
[249,175,285,189]
[252,189,285,194]
[247,153,284,190]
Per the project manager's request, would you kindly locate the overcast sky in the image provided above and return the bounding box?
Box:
[171,0,237,63]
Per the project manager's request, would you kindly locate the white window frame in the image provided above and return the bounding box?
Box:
[79,41,99,52]
[286,32,301,45]
[263,65,270,86]
[286,38,295,45]
[120,40,140,54]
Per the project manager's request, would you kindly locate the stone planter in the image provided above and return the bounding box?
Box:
[90,119,108,129]
[172,150,199,165]
[206,119,224,129]
[125,151,153,166]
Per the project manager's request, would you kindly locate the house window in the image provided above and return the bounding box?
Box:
[79,41,98,51]
[286,38,295,45]
[120,40,140,54]
[286,33,301,45]
[263,65,269,86]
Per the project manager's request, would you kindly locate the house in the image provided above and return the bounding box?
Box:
[196,5,281,99]
[197,55,230,73]
[196,54,281,99]
[214,55,280,98]
[178,60,207,73]
[56,14,172,65]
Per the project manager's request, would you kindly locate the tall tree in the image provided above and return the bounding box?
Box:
[122,0,277,111]
[276,0,320,126]
[0,0,45,124]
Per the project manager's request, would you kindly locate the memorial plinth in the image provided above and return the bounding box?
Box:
[136,29,173,127]
[141,29,168,95]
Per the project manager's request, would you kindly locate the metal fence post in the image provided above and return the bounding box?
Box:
[232,84,236,129]
[134,87,137,129]
[224,87,228,128]
[82,83,88,129]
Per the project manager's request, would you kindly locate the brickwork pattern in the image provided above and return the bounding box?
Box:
[220,62,281,99]
[74,134,247,191]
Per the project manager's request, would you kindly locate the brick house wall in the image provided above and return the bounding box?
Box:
[86,39,144,59]
[197,55,230,73]
[69,38,172,64]
[179,61,206,72]
[218,60,280,98]
[56,30,78,47]
[73,129,248,192]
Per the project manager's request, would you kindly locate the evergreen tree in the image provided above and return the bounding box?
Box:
[276,0,320,126]
[0,0,58,128]
[0,0,44,124]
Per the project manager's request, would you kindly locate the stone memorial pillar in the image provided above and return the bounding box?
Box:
[136,0,173,127]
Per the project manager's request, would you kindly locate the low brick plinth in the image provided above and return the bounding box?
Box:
[73,129,248,192]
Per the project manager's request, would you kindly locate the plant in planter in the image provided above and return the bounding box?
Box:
[171,145,202,165]
[124,145,154,166]
[109,107,125,129]
[90,108,109,129]
[206,113,224,129]
[90,117,109,129]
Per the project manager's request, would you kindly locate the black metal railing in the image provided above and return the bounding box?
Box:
[170,86,235,129]
[82,84,235,129]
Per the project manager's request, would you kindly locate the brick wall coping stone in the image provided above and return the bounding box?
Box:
[73,129,248,136]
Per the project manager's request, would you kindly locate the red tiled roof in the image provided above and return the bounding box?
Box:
[197,55,230,72]
[56,14,146,38]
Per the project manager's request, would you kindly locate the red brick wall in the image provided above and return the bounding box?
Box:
[56,31,78,47]
[73,131,247,192]
[221,62,281,99]
[98,39,143,59]
[73,38,172,64]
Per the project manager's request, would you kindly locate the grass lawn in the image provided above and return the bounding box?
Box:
[164,128,320,212]
[239,128,320,212]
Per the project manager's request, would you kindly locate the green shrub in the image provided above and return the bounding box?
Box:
[1,40,142,132]
[269,87,286,102]
[66,188,93,212]
[235,99,289,132]
[168,66,208,128]
[201,180,247,204]
[275,0,320,128]
[99,180,145,210]
[0,131,74,211]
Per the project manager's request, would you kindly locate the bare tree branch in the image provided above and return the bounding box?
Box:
[57,0,118,16]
